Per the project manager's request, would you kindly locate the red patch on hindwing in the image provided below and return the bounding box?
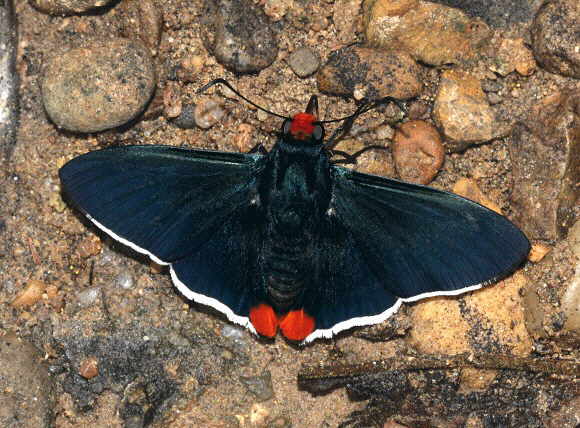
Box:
[289,113,317,140]
[279,309,316,341]
[249,304,279,338]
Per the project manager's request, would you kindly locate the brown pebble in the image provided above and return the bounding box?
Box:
[233,124,255,152]
[11,280,47,308]
[407,101,428,120]
[78,357,98,379]
[528,243,551,262]
[77,235,102,259]
[194,98,225,129]
[150,260,163,274]
[452,178,502,214]
[392,120,444,184]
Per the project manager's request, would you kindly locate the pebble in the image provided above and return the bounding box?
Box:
[433,70,509,152]
[452,178,502,215]
[172,103,197,129]
[531,0,580,79]
[0,0,18,160]
[30,0,114,14]
[119,0,163,54]
[200,0,278,73]
[77,287,101,307]
[494,38,536,77]
[239,370,274,402]
[233,123,254,152]
[364,0,491,66]
[111,272,134,290]
[41,38,156,132]
[78,356,99,379]
[221,325,246,343]
[509,90,580,241]
[288,47,320,78]
[392,120,444,185]
[0,332,56,428]
[317,46,422,100]
[11,280,47,308]
[528,243,551,263]
[77,235,102,259]
[194,98,225,129]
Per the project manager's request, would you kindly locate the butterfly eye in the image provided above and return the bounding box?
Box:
[282,119,292,135]
[313,124,325,142]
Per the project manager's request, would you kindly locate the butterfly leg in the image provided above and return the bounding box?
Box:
[330,144,387,165]
[248,143,269,155]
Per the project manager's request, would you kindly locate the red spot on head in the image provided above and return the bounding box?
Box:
[249,304,279,338]
[279,309,316,341]
[289,113,317,140]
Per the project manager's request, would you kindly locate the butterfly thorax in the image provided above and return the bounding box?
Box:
[259,136,332,312]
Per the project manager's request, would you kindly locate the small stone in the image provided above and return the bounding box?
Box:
[392,120,444,184]
[288,47,320,78]
[30,0,114,15]
[200,0,278,73]
[496,38,536,77]
[77,287,101,307]
[531,0,580,79]
[317,46,422,100]
[172,103,197,129]
[528,243,551,263]
[78,357,98,379]
[452,178,502,214]
[112,272,134,290]
[165,99,182,119]
[77,235,102,259]
[406,101,428,120]
[509,90,580,241]
[11,280,47,308]
[233,123,254,153]
[49,192,66,213]
[0,332,56,427]
[364,0,491,66]
[194,98,225,129]
[222,325,245,343]
[41,38,156,132]
[433,70,509,152]
[240,370,274,402]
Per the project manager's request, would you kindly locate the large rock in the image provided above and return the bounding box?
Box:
[200,0,278,73]
[510,90,580,241]
[41,38,156,132]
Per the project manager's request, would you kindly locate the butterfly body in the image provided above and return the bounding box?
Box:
[59,95,530,343]
[259,136,332,312]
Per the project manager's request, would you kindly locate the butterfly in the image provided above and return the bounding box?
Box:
[59,79,530,343]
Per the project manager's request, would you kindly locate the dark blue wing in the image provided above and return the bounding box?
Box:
[59,145,266,264]
[302,166,530,341]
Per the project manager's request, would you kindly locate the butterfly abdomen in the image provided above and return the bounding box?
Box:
[265,242,309,312]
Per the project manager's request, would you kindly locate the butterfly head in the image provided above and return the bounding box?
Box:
[282,95,325,142]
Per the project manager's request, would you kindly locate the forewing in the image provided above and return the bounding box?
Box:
[331,167,530,298]
[59,145,266,264]
[302,167,530,341]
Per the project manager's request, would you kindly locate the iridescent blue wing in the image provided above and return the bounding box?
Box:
[302,166,530,341]
[59,145,265,263]
[59,145,267,328]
